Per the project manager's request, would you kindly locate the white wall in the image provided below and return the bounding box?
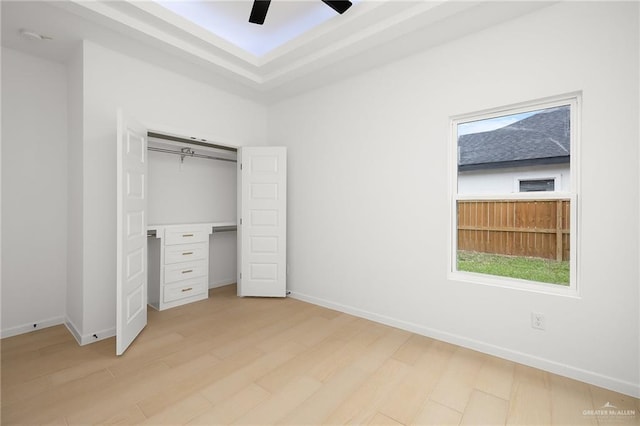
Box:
[209,230,237,288]
[76,41,267,342]
[66,45,84,338]
[458,164,570,194]
[147,150,236,225]
[270,2,639,396]
[1,48,68,337]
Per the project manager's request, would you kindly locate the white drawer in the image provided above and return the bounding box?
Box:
[164,228,209,245]
[164,260,207,284]
[163,277,207,303]
[164,243,207,265]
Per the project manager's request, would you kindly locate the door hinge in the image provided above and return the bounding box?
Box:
[240,218,242,225]
[240,163,243,170]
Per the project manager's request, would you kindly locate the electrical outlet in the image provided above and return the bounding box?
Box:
[531,312,545,330]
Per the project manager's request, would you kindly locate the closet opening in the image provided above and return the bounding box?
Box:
[145,131,239,312]
[117,111,286,354]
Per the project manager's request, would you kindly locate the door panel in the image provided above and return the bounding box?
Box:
[238,147,287,297]
[116,109,148,355]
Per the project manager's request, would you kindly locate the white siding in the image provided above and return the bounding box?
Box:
[458,164,570,194]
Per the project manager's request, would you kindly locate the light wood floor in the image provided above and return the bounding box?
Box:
[2,285,638,425]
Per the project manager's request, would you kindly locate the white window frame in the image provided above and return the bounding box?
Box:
[448,93,580,296]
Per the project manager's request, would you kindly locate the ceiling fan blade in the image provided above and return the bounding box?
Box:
[249,0,271,25]
[321,0,353,14]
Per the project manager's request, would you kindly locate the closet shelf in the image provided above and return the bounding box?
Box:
[148,222,237,237]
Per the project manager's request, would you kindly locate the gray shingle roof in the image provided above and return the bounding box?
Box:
[458,106,570,171]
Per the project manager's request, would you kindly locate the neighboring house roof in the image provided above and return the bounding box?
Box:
[458,106,570,171]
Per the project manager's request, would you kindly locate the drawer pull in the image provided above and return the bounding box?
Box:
[182,252,194,256]
[181,287,193,292]
[181,269,193,274]
[182,233,194,237]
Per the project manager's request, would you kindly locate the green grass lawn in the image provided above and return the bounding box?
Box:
[457,251,570,285]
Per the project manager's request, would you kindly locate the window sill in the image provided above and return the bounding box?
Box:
[448,270,580,298]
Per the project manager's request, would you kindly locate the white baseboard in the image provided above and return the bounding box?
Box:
[1,318,114,347]
[1,316,65,339]
[209,279,236,289]
[65,320,115,346]
[80,327,115,346]
[65,319,82,345]
[289,291,640,398]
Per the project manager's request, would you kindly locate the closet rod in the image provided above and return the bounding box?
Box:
[148,131,237,153]
[148,146,237,163]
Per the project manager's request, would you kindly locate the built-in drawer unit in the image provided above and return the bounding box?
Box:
[163,277,208,304]
[147,223,214,311]
[164,260,207,284]
[164,227,209,245]
[164,243,207,265]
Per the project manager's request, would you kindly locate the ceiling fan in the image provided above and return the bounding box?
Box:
[249,0,353,25]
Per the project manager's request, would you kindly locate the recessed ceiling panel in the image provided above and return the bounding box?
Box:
[2,1,555,103]
[156,0,348,57]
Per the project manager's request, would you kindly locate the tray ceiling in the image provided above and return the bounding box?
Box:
[1,1,554,103]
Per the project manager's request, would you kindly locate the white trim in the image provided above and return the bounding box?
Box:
[449,93,581,294]
[456,191,572,201]
[289,290,640,398]
[65,319,82,345]
[451,91,582,123]
[64,319,115,346]
[449,269,579,298]
[83,328,115,346]
[81,327,115,345]
[1,316,65,339]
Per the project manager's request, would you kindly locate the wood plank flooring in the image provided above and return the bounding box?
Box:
[2,285,638,425]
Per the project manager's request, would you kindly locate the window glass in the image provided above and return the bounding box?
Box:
[519,179,555,192]
[452,98,577,290]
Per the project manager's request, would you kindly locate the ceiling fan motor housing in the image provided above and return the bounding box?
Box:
[249,0,353,25]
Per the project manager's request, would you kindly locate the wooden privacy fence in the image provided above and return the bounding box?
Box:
[457,199,570,261]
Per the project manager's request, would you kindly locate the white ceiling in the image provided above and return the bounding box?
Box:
[1,1,554,103]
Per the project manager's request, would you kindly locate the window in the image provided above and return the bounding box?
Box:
[519,178,555,192]
[450,94,579,293]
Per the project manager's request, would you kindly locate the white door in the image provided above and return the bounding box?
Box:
[238,147,287,297]
[116,109,148,355]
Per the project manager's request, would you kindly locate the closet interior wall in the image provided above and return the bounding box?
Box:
[147,137,238,290]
